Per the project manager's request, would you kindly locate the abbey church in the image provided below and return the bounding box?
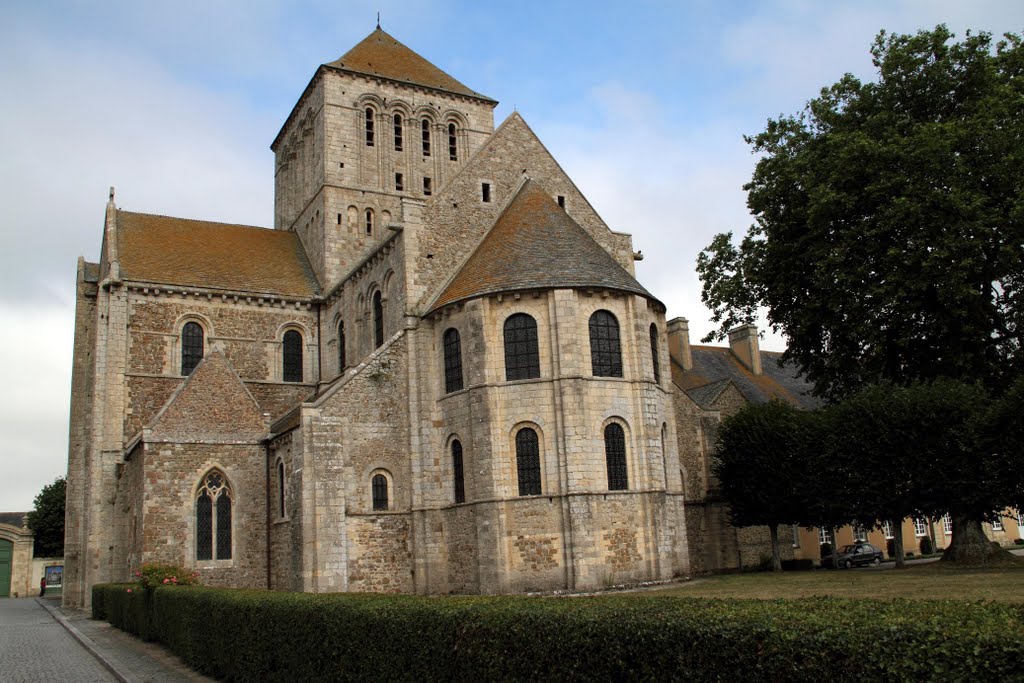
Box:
[64,28,814,607]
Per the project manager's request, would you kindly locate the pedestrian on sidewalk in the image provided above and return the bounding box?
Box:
[39,576,46,597]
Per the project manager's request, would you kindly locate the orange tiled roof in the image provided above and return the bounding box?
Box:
[326,28,496,103]
[431,180,655,311]
[116,211,319,297]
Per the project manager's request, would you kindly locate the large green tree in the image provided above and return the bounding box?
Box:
[711,401,812,571]
[697,26,1024,401]
[26,476,65,558]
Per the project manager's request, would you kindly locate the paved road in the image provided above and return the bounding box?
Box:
[0,597,115,682]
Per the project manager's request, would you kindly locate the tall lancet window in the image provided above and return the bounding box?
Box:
[181,321,204,375]
[196,470,232,561]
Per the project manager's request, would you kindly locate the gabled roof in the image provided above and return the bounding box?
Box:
[326,27,496,104]
[672,346,821,410]
[116,211,319,298]
[430,180,656,311]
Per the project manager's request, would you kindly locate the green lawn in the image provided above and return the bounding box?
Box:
[648,561,1024,602]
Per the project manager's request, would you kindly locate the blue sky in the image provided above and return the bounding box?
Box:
[1,0,1021,509]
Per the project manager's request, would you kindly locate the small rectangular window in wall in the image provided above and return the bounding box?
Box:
[557,195,565,208]
[337,214,342,225]
[395,173,404,191]
[423,177,432,196]
[482,182,491,203]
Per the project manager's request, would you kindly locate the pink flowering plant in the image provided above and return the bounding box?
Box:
[133,562,200,589]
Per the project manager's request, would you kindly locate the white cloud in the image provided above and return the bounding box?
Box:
[0,301,73,510]
[0,27,276,303]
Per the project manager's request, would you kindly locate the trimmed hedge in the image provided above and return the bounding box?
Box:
[92,584,1024,681]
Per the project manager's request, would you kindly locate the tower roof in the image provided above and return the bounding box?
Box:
[430,180,656,312]
[325,27,496,103]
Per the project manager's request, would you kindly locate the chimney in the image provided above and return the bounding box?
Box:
[728,323,762,375]
[667,317,692,370]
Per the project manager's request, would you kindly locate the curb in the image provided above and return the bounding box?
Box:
[36,598,130,683]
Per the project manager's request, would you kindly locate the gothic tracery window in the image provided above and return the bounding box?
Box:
[443,328,463,393]
[589,310,623,377]
[181,321,204,375]
[504,313,540,381]
[196,470,232,561]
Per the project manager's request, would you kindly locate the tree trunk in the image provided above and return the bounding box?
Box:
[769,524,782,571]
[942,515,1008,564]
[893,527,905,569]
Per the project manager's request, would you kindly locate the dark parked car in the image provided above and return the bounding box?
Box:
[821,542,884,569]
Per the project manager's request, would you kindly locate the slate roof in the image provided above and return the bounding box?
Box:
[326,28,496,103]
[673,346,821,410]
[431,180,656,311]
[0,512,27,528]
[116,211,319,298]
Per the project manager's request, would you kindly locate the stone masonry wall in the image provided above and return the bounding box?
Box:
[141,441,266,589]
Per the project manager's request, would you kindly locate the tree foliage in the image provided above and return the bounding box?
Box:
[712,401,811,570]
[697,26,1024,400]
[26,476,65,558]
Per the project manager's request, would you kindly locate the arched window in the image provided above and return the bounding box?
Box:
[181,321,204,375]
[283,330,303,382]
[277,461,286,518]
[452,440,465,504]
[515,428,541,496]
[371,473,389,511]
[589,310,623,377]
[448,123,458,161]
[337,320,346,371]
[393,113,403,150]
[196,470,232,561]
[421,119,431,156]
[373,291,384,348]
[504,313,540,381]
[650,323,661,384]
[443,328,463,393]
[365,208,374,235]
[605,423,628,491]
[365,108,374,146]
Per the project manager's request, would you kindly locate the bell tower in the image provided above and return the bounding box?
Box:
[270,27,498,288]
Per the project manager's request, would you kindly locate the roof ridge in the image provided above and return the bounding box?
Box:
[116,209,273,232]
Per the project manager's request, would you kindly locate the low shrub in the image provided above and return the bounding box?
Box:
[906,551,915,558]
[781,559,814,571]
[920,537,933,555]
[1015,539,1024,546]
[819,542,832,558]
[134,562,200,589]
[91,585,1024,681]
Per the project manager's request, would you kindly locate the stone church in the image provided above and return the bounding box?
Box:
[65,28,813,607]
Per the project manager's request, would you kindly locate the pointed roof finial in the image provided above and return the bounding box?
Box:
[376,12,380,29]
